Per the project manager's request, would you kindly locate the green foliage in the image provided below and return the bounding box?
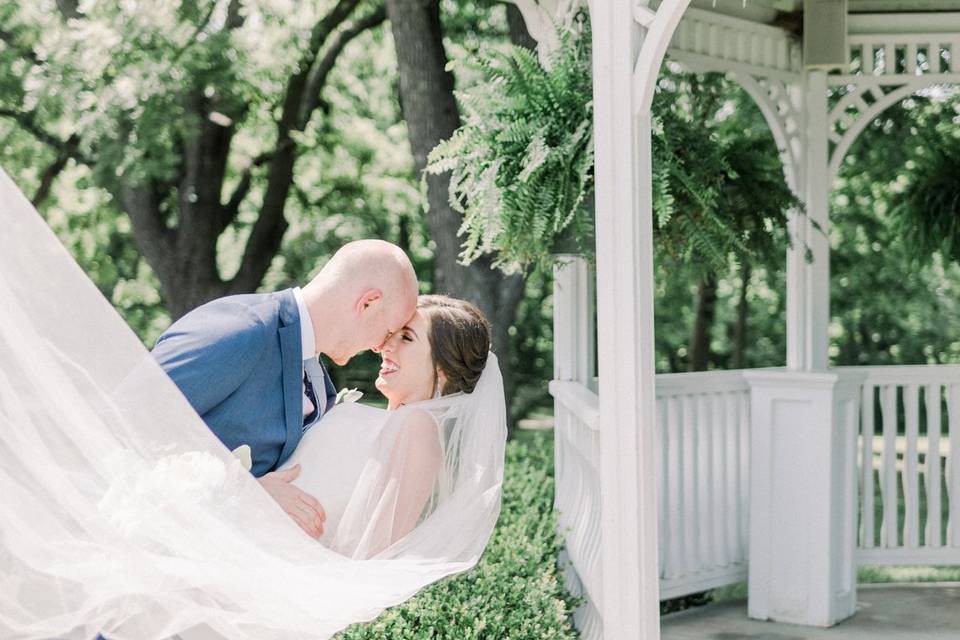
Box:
[334,433,579,640]
[427,20,594,272]
[651,71,802,277]
[829,92,960,366]
[888,128,960,266]
[429,20,799,278]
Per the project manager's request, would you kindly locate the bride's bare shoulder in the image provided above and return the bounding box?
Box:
[389,405,440,439]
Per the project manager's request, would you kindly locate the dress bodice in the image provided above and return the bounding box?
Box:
[280,401,389,548]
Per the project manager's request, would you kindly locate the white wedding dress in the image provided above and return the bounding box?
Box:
[284,402,388,552]
[283,400,452,560]
[0,167,507,640]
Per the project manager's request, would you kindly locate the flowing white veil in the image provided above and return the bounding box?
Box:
[0,168,507,640]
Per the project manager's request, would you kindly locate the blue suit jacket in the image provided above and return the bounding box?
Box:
[152,289,337,476]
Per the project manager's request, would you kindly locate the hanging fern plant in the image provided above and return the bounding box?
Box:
[426,18,594,272]
[889,131,960,265]
[429,14,801,274]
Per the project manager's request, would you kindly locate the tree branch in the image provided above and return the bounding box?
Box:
[298,3,387,127]
[120,182,176,279]
[227,0,364,293]
[225,0,245,30]
[0,27,41,65]
[0,107,91,164]
[169,2,219,67]
[30,135,80,207]
[55,0,83,21]
[221,149,273,224]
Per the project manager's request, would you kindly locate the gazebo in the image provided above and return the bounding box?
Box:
[507,1,960,638]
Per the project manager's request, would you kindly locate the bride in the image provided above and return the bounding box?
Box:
[0,169,507,640]
[283,294,497,559]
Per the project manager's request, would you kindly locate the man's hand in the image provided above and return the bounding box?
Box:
[258,464,326,539]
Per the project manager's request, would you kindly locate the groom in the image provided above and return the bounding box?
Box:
[152,239,418,538]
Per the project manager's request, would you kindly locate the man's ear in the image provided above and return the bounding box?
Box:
[356,288,383,314]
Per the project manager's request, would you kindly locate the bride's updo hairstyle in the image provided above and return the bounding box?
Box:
[417,295,491,395]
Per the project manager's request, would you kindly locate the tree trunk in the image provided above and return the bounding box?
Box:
[689,273,718,372]
[732,263,750,369]
[505,4,536,50]
[386,0,527,425]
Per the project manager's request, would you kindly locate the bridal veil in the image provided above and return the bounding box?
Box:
[0,168,507,639]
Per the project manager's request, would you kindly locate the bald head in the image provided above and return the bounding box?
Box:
[302,240,418,365]
[318,240,418,299]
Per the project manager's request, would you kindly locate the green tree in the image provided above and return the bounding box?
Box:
[0,0,386,319]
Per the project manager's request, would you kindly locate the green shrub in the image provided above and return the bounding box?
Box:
[335,434,580,640]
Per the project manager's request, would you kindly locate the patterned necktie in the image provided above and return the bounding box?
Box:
[302,357,327,431]
[302,370,318,429]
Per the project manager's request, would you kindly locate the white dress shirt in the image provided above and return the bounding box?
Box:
[293,287,325,418]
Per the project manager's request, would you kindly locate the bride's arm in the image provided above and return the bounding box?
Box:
[333,408,443,558]
[382,410,443,542]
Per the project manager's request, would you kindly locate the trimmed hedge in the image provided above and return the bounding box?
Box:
[335,433,580,639]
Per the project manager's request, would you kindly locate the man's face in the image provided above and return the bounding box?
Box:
[331,294,416,366]
[370,301,417,353]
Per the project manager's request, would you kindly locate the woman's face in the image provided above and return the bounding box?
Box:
[375,310,437,409]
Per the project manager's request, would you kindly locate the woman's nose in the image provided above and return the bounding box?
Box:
[380,333,399,353]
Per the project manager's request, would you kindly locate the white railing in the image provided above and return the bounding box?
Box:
[839,365,960,566]
[655,370,752,599]
[551,370,753,609]
[550,379,602,640]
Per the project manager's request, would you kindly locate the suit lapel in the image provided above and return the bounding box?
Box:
[276,290,304,467]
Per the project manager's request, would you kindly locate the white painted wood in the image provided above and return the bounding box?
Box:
[786,70,830,372]
[694,394,710,571]
[744,370,861,627]
[739,390,750,561]
[560,549,603,640]
[903,385,921,548]
[725,392,739,565]
[837,374,860,601]
[926,385,943,548]
[838,364,960,385]
[949,385,960,548]
[553,256,593,384]
[665,395,682,581]
[632,2,691,115]
[549,382,604,613]
[839,367,960,563]
[861,383,876,549]
[659,565,748,600]
[880,384,899,548]
[550,380,600,429]
[712,392,727,568]
[656,398,667,576]
[857,547,960,566]
[665,7,802,81]
[591,0,692,635]
[728,75,802,192]
[654,373,751,600]
[681,393,698,576]
[655,369,753,394]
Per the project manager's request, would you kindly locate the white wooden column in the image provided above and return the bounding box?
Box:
[745,370,863,627]
[591,11,658,635]
[591,1,689,638]
[553,256,593,384]
[786,70,831,371]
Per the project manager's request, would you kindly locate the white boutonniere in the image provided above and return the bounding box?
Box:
[336,387,363,404]
[231,444,253,472]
